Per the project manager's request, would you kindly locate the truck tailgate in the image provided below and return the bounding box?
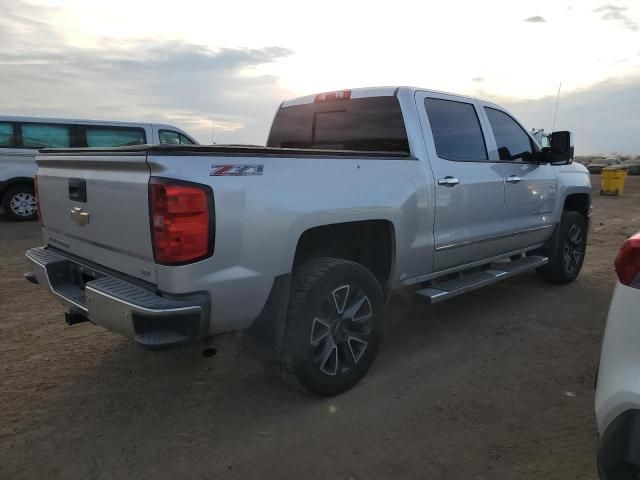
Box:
[36,153,156,283]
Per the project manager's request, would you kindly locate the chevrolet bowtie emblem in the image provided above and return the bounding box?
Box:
[70,207,90,226]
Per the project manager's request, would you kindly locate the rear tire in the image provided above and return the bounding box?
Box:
[537,211,587,284]
[2,184,37,221]
[279,257,384,396]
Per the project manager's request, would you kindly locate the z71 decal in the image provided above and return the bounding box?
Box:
[210,164,264,176]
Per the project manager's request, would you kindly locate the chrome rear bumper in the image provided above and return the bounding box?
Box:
[25,247,209,349]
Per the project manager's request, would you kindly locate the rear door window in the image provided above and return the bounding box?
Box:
[159,130,195,145]
[22,123,71,148]
[484,107,534,161]
[424,98,487,161]
[267,96,410,154]
[0,122,15,147]
[85,126,146,147]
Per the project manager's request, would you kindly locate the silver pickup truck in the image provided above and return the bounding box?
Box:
[25,86,591,396]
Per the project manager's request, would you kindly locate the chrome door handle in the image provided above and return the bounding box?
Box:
[506,175,522,184]
[438,176,460,187]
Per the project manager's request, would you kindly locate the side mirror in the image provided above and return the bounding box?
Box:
[545,131,574,164]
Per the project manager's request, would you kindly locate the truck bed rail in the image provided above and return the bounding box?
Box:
[39,144,412,158]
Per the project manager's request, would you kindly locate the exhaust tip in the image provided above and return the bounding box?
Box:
[202,347,217,358]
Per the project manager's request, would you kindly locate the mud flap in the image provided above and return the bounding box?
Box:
[241,273,291,365]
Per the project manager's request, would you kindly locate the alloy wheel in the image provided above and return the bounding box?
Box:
[9,192,37,218]
[310,284,374,376]
[563,224,584,274]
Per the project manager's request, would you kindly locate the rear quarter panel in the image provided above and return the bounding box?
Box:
[148,154,432,333]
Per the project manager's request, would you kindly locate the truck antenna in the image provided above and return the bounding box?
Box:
[551,81,562,132]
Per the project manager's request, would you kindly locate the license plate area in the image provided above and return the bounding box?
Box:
[47,260,104,308]
[69,263,101,289]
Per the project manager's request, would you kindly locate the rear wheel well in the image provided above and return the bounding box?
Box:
[293,220,395,292]
[563,193,590,220]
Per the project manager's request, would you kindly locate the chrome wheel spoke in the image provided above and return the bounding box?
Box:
[317,336,339,376]
[338,341,357,369]
[564,247,573,270]
[310,318,331,345]
[569,225,583,245]
[574,230,583,244]
[342,294,372,323]
[572,249,581,265]
[347,335,368,364]
[331,285,350,314]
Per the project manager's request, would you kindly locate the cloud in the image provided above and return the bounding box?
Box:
[497,75,640,155]
[524,16,546,23]
[594,4,638,31]
[0,0,294,144]
[472,77,484,83]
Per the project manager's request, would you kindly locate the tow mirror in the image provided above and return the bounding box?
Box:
[544,131,574,164]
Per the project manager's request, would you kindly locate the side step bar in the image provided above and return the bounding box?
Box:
[415,255,548,304]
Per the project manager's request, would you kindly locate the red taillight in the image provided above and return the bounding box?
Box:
[149,178,213,265]
[615,234,640,287]
[314,90,351,103]
[34,174,42,226]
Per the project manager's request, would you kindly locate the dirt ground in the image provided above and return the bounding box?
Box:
[1,177,639,480]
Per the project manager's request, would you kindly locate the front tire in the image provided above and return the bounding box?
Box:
[538,211,587,284]
[279,258,384,396]
[2,184,38,221]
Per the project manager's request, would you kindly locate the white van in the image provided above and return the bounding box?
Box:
[0,115,198,220]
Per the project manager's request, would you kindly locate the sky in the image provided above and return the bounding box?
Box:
[1,0,639,155]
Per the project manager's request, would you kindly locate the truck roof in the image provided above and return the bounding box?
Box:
[281,86,495,108]
[0,114,182,130]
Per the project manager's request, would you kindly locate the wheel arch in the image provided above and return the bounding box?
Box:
[0,177,35,199]
[563,192,591,221]
[292,219,396,296]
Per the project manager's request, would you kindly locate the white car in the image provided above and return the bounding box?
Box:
[595,232,640,479]
[0,115,197,221]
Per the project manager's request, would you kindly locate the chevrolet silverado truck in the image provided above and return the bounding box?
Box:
[25,87,591,396]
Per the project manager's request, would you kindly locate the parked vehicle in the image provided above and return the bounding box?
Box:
[595,233,640,479]
[0,115,197,221]
[530,128,551,148]
[24,87,591,395]
[588,158,623,175]
[623,157,640,176]
[575,156,601,168]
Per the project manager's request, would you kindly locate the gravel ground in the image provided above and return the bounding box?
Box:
[1,177,639,480]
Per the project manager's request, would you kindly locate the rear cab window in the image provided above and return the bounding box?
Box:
[267,96,410,155]
[424,98,487,161]
[159,130,196,145]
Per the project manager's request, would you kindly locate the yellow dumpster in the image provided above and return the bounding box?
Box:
[601,165,628,196]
